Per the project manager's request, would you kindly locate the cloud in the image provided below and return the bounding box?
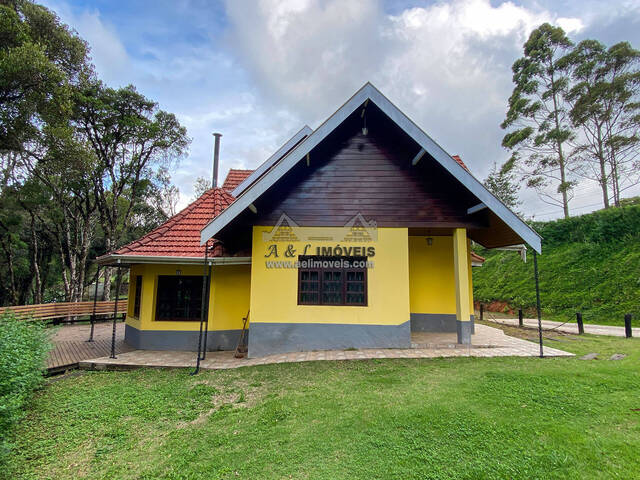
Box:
[42,1,131,85]
[39,0,640,217]
[224,0,581,170]
[223,0,638,218]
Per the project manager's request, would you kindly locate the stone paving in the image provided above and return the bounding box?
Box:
[79,324,573,371]
[488,317,639,337]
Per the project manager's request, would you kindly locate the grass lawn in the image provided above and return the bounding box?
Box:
[6,332,640,480]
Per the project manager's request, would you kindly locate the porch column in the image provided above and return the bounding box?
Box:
[453,228,472,344]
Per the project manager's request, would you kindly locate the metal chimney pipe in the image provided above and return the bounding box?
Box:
[212,132,222,188]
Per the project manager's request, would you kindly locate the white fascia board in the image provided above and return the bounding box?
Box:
[231,125,313,197]
[200,83,542,253]
[96,254,251,266]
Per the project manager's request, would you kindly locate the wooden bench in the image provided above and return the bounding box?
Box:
[0,300,127,324]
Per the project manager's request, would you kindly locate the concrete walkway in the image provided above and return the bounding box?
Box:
[79,324,572,372]
[487,317,638,337]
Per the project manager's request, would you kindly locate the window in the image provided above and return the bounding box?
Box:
[155,275,204,321]
[298,256,367,306]
[133,275,142,318]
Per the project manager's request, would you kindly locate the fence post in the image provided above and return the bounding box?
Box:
[87,265,100,342]
[480,303,484,321]
[576,312,584,335]
[518,309,523,328]
[110,267,122,359]
[533,250,543,358]
[625,314,632,338]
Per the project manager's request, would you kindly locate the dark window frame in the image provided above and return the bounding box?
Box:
[297,256,368,306]
[155,275,204,322]
[133,275,142,318]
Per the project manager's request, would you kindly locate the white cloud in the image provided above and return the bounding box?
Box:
[223,0,607,218]
[38,0,640,217]
[42,1,131,85]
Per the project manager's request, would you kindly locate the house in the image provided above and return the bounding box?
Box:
[97,83,540,358]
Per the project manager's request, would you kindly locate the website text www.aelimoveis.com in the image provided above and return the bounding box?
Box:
[265,259,374,269]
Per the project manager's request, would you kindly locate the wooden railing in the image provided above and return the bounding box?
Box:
[0,299,128,323]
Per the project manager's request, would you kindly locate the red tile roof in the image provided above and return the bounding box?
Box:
[107,188,236,258]
[98,169,258,260]
[452,155,470,172]
[221,169,253,191]
[471,251,486,265]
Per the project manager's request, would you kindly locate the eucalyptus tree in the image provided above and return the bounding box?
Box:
[73,83,189,298]
[502,23,576,218]
[567,40,640,208]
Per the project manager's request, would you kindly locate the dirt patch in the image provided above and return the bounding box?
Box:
[177,379,266,428]
[477,319,579,343]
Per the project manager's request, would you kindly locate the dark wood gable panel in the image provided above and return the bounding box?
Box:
[250,109,484,229]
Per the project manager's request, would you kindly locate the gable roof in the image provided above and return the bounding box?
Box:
[200,82,542,253]
[222,169,254,191]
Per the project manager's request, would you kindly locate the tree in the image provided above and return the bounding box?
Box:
[0,0,92,304]
[0,0,89,153]
[484,158,522,213]
[502,23,576,218]
[192,176,211,200]
[566,40,640,208]
[74,82,189,298]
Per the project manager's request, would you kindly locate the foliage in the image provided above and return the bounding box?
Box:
[191,175,211,201]
[565,39,640,207]
[0,0,89,152]
[502,23,576,218]
[0,2,188,305]
[483,157,521,212]
[72,82,189,299]
[474,204,640,325]
[0,312,50,467]
[4,334,640,479]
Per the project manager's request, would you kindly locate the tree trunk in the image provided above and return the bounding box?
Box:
[597,127,610,209]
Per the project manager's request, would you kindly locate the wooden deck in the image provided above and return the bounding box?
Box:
[47,322,134,373]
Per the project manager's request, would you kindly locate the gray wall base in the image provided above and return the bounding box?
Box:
[411,313,475,337]
[410,313,457,332]
[125,324,243,351]
[248,321,411,358]
[456,320,472,344]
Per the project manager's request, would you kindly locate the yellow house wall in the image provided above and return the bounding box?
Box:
[250,226,410,326]
[408,236,474,315]
[126,263,250,332]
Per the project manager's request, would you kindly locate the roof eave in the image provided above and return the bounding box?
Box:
[96,254,251,266]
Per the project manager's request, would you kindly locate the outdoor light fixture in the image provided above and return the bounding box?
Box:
[176,269,182,276]
[361,101,368,135]
[426,237,433,246]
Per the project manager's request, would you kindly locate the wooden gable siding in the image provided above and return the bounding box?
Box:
[250,123,483,229]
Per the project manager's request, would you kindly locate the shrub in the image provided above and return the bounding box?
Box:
[0,313,51,466]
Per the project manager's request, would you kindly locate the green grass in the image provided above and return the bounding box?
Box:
[473,204,640,326]
[6,334,640,480]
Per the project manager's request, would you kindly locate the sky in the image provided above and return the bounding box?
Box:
[41,0,640,219]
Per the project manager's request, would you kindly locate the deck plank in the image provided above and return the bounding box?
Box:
[46,322,131,372]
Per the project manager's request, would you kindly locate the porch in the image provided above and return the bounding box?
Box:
[78,324,572,372]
